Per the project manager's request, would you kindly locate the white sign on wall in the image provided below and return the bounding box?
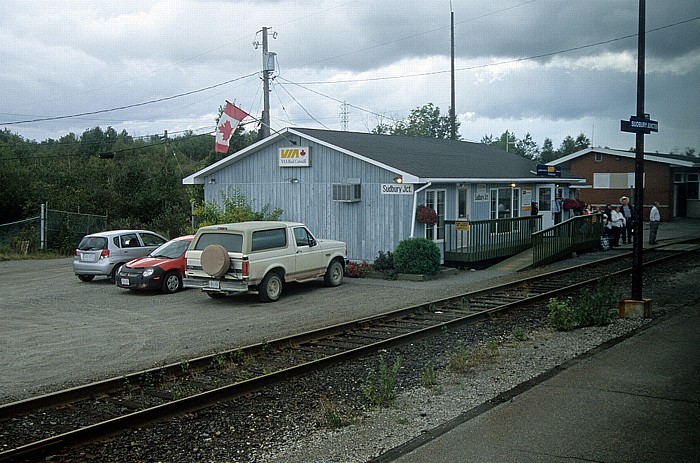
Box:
[278,146,310,167]
[381,184,414,194]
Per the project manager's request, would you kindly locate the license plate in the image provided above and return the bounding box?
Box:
[82,254,96,262]
[208,280,220,289]
[120,278,130,286]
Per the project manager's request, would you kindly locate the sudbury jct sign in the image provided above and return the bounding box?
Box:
[620,116,659,134]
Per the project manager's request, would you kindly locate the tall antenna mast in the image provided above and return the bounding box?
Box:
[340,101,349,131]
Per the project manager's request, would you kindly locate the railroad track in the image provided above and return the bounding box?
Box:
[1,243,698,462]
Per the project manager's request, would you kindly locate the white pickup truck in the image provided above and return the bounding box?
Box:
[183,221,347,302]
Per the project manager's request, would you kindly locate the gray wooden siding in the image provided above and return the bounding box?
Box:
[204,138,415,261]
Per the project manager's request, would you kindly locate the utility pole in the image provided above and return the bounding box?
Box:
[449,6,456,140]
[256,27,276,140]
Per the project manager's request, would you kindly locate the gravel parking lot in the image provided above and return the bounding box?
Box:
[0,257,517,403]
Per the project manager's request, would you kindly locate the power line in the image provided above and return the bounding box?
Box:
[282,15,700,87]
[1,73,258,126]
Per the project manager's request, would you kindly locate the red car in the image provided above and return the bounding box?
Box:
[115,235,193,293]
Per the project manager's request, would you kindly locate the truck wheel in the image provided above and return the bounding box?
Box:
[258,272,282,302]
[324,260,344,287]
[201,244,230,277]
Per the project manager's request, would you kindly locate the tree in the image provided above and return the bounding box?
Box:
[558,133,590,157]
[482,131,538,159]
[539,138,556,163]
[192,188,283,227]
[372,103,458,139]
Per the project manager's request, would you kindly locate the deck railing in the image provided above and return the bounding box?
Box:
[531,213,605,267]
[444,216,542,264]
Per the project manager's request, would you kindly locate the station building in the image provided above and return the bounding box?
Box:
[547,147,700,221]
[183,128,584,262]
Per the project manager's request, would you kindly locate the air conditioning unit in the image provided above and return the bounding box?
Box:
[332,183,361,202]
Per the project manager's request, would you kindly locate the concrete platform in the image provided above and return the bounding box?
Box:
[391,302,700,463]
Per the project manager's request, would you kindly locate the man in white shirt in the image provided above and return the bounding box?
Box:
[649,202,661,245]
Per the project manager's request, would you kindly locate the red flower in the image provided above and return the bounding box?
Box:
[416,205,439,226]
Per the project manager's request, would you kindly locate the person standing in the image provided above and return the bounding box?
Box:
[649,201,661,245]
[620,196,634,244]
[611,205,626,247]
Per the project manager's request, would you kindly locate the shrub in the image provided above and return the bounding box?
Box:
[393,238,441,275]
[548,278,615,331]
[373,250,394,272]
[547,297,577,331]
[420,362,438,388]
[361,355,402,407]
[345,260,370,278]
[576,277,614,326]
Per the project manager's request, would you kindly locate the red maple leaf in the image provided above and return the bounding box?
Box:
[300,149,306,157]
[218,120,234,141]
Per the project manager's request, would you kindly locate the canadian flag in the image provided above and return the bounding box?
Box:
[215,102,249,153]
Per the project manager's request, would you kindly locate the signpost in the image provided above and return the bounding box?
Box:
[621,0,657,307]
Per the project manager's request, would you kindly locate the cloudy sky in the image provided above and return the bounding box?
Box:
[1,0,699,154]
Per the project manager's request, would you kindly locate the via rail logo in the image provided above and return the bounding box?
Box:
[279,146,310,167]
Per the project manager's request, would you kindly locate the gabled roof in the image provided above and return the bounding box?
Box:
[547,147,699,167]
[183,128,585,185]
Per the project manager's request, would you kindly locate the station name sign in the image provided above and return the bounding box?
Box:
[536,164,561,177]
[278,146,310,167]
[381,183,414,194]
[621,116,659,134]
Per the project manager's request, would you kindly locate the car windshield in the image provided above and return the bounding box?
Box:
[150,239,191,259]
[77,236,107,251]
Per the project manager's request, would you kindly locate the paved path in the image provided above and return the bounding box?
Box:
[394,302,700,463]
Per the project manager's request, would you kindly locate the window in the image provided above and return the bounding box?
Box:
[490,187,517,219]
[251,228,287,251]
[140,232,166,247]
[120,233,139,248]
[293,227,314,247]
[332,184,361,202]
[539,188,552,212]
[595,153,603,162]
[593,172,641,189]
[194,233,243,252]
[424,189,445,241]
[457,189,469,219]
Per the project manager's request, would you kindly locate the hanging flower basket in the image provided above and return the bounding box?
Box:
[416,205,439,226]
[562,198,585,211]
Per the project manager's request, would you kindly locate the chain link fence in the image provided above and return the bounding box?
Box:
[0,206,108,254]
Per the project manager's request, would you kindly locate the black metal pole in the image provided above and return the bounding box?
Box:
[631,0,645,300]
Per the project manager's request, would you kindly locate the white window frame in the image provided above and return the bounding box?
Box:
[424,189,446,242]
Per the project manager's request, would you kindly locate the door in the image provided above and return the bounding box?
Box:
[425,189,446,243]
[537,185,555,228]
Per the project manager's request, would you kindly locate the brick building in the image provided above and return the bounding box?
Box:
[548,148,700,221]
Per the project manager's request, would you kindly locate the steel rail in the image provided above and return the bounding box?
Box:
[1,245,696,462]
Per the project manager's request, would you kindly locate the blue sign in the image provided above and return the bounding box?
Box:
[621,116,659,134]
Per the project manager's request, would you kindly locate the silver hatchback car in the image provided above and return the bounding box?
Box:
[73,229,167,282]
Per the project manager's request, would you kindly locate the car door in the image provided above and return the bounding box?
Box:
[117,232,142,261]
[292,226,325,279]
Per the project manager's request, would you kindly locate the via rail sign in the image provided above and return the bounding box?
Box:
[621,116,659,134]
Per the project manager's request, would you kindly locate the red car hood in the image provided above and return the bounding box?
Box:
[127,256,172,268]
